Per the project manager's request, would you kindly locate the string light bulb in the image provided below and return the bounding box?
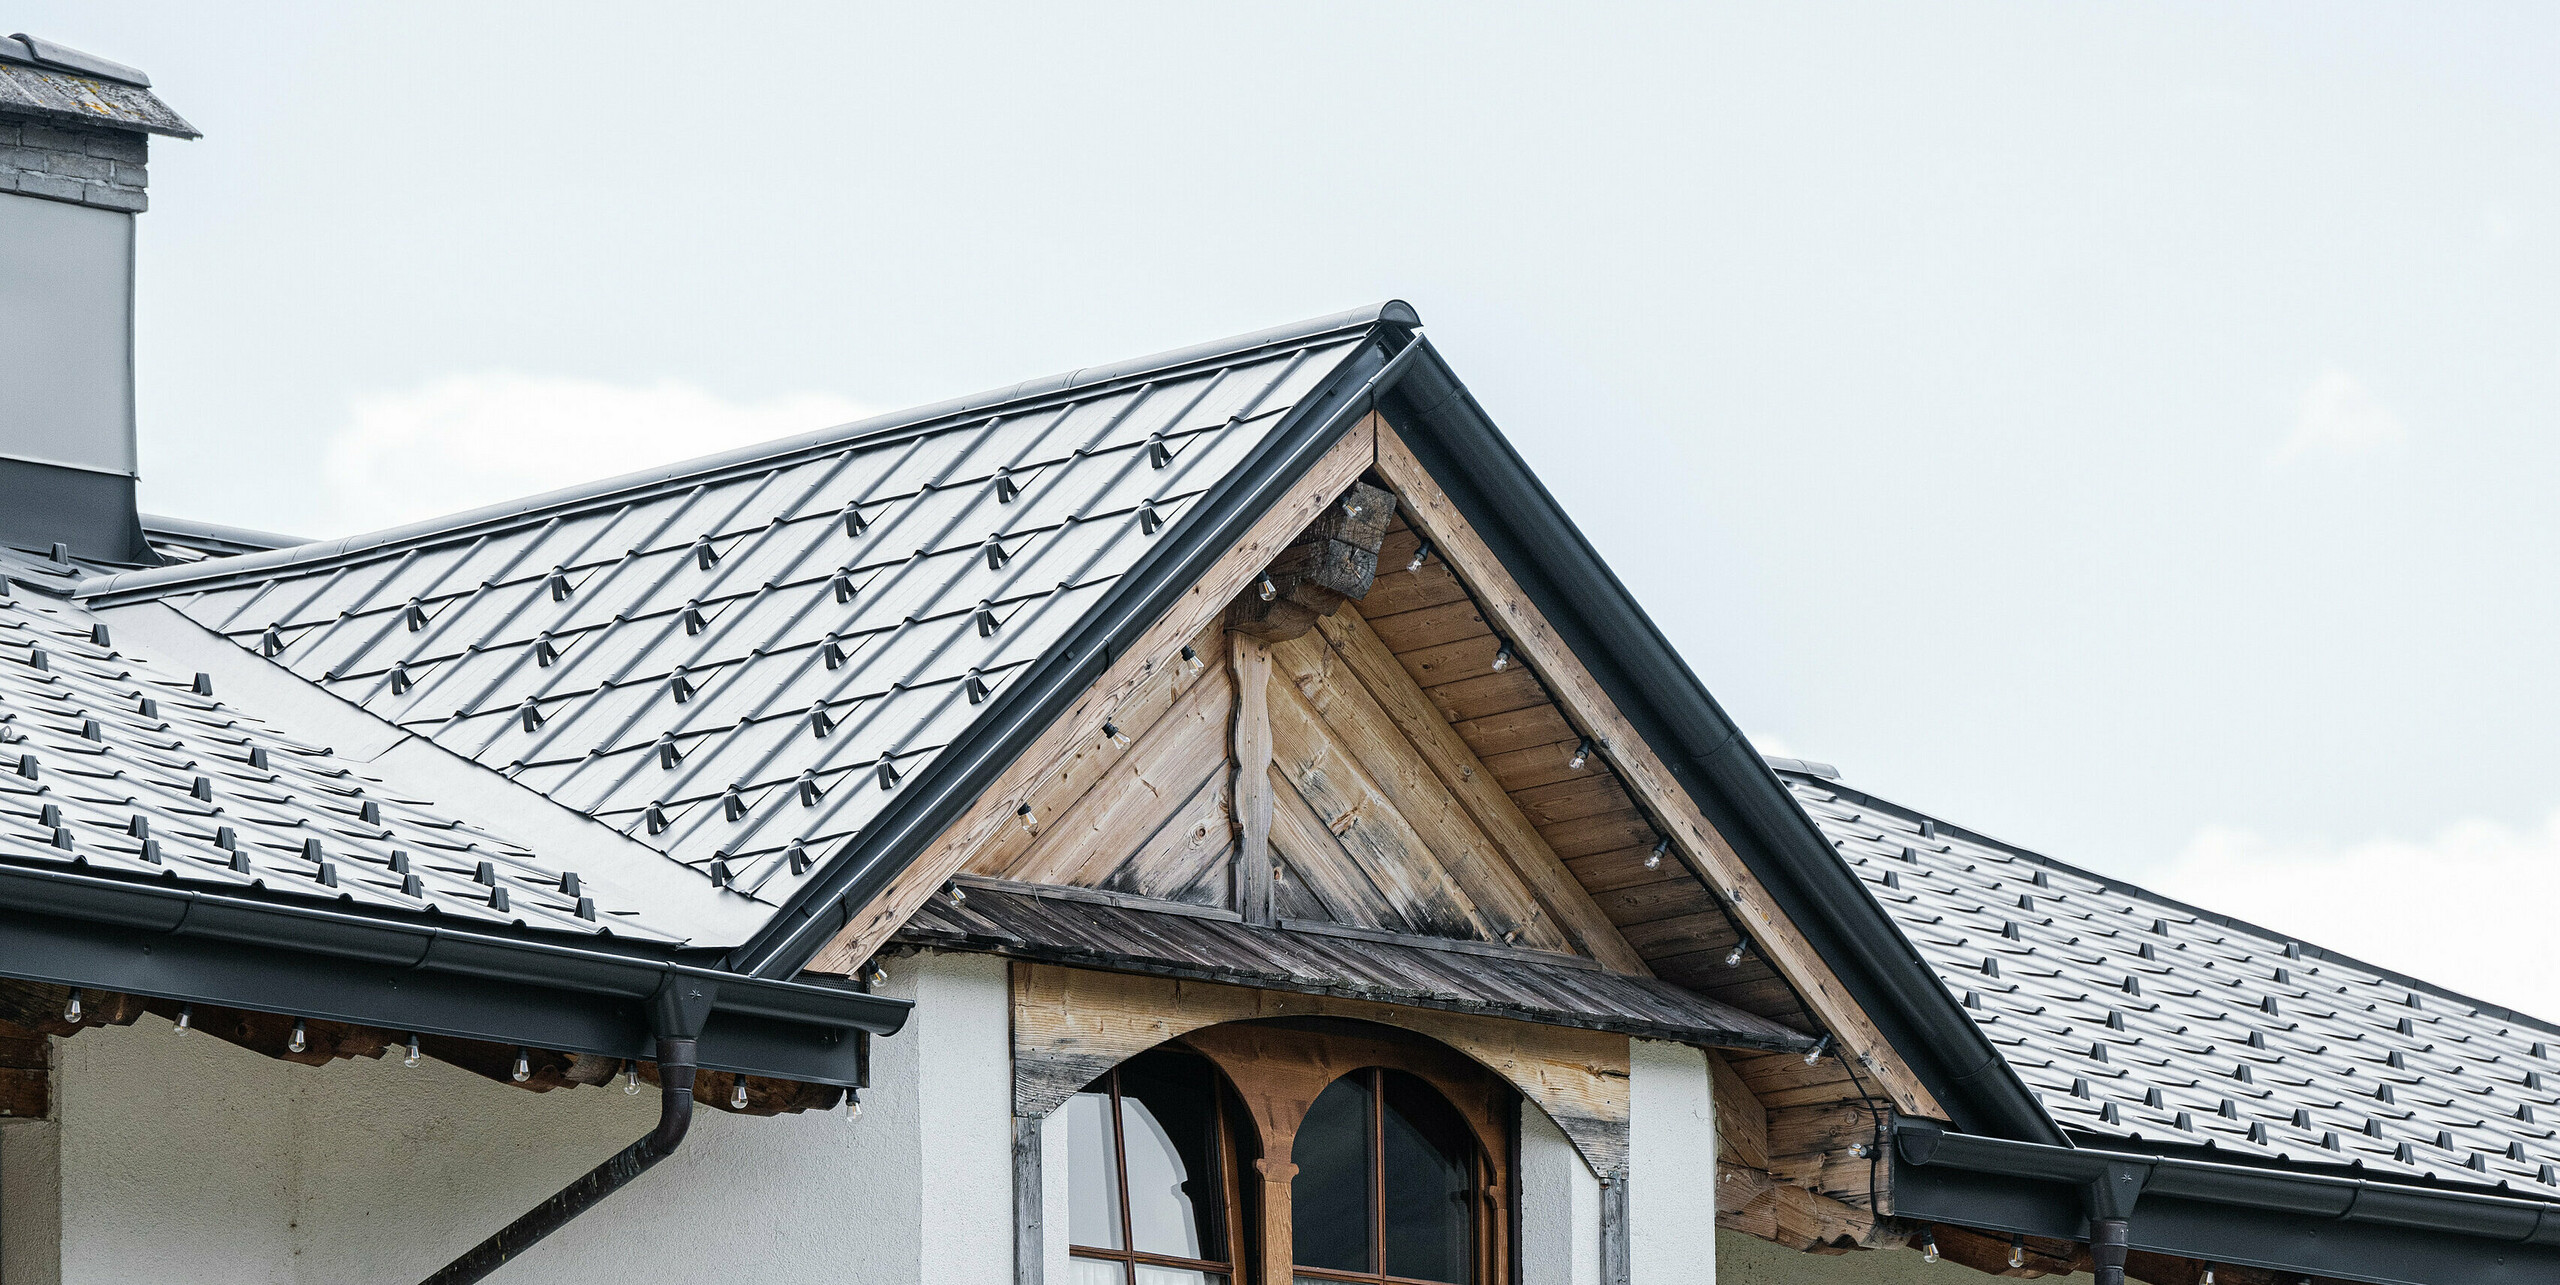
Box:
[1490,641,1514,672]
[511,1048,532,1083]
[2199,1269,2215,1285]
[1645,837,1668,870]
[845,1090,863,1121]
[2008,1235,2025,1269]
[1102,722,1130,749]
[731,1081,750,1110]
[1016,802,1037,833]
[1179,645,1204,677]
[289,1018,308,1053]
[1726,942,1748,968]
[1919,1231,1939,1263]
[1405,541,1432,573]
[866,960,890,987]
[174,1004,192,1036]
[1569,738,1592,771]
[624,1061,642,1095]
[404,1034,421,1067]
[1257,575,1276,602]
[63,988,81,1023]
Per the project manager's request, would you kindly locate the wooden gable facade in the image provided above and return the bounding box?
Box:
[807,410,1928,1265]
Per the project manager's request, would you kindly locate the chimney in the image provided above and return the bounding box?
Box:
[0,34,195,564]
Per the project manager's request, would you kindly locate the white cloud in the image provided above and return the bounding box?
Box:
[317,373,873,535]
[2271,366,2406,464]
[2151,811,2560,1021]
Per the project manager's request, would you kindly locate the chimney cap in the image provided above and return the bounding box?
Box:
[0,34,195,138]
[3,34,151,88]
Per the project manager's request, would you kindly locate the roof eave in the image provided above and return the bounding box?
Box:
[0,861,908,1086]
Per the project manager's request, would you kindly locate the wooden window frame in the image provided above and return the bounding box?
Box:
[1283,1065,1501,1285]
[1066,1056,1251,1284]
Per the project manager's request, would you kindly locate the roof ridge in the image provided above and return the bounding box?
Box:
[1785,767,2560,1038]
[81,301,1418,606]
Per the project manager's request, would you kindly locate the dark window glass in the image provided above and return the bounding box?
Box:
[1119,1051,1227,1261]
[1068,1050,1236,1285]
[1290,1074,1375,1273]
[1379,1070,1474,1284]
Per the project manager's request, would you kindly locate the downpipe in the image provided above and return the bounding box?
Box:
[419,1036,699,1285]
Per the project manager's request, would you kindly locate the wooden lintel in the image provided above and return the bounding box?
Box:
[1371,416,1944,1120]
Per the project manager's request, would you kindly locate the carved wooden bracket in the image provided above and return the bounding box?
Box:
[1226,481,1397,640]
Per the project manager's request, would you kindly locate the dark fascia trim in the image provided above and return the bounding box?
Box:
[1805,775,2560,1044]
[1896,1119,2560,1283]
[82,302,1420,608]
[731,317,1423,977]
[0,862,908,1085]
[1372,339,2061,1143]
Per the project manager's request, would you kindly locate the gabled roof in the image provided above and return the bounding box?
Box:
[84,305,1414,963]
[1783,764,2560,1197]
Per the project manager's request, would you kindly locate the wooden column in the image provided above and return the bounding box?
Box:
[1230,632,1275,925]
[1013,1116,1045,1285]
[1254,1156,1298,1285]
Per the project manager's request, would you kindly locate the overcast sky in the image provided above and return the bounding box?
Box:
[25,3,2560,1017]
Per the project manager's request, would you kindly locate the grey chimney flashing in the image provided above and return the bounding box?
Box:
[0,36,189,565]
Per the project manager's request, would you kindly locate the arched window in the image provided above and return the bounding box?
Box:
[1289,1068,1485,1285]
[1067,1048,1247,1284]
[1063,1023,1509,1285]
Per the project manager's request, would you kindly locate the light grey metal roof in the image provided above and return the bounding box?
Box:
[0,545,676,944]
[0,36,195,137]
[1780,766,2560,1196]
[84,314,1386,929]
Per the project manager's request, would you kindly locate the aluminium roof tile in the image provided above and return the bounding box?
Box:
[82,326,1381,940]
[1780,765,2560,1198]
[0,546,676,944]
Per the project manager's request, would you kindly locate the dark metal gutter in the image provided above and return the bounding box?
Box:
[1897,1119,2560,1285]
[1367,339,2060,1143]
[0,862,906,1085]
[733,311,1424,978]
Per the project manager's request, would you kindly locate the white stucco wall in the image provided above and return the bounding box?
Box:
[21,949,1013,1285]
[1629,1038,1719,1285]
[1518,1101,1603,1285]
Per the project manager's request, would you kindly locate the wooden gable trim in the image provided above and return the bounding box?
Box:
[1371,417,1944,1120]
[805,415,1380,976]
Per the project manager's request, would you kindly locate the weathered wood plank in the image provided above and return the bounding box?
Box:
[1480,737,1598,793]
[1565,846,1685,895]
[1768,1101,1886,1210]
[1511,773,1635,827]
[1091,766,1235,909]
[1268,627,1572,956]
[1266,673,1490,940]
[1588,880,1721,927]
[1013,1115,1044,1285]
[807,414,1379,976]
[1375,417,1943,1119]
[1423,667,1551,724]
[1446,703,1578,758]
[1309,607,1649,975]
[1267,763,1405,930]
[1228,632,1275,925]
[1002,661,1234,886]
[959,621,1217,880]
[1537,808,1659,861]
[1362,599,1492,655]
[1709,1051,1769,1168]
